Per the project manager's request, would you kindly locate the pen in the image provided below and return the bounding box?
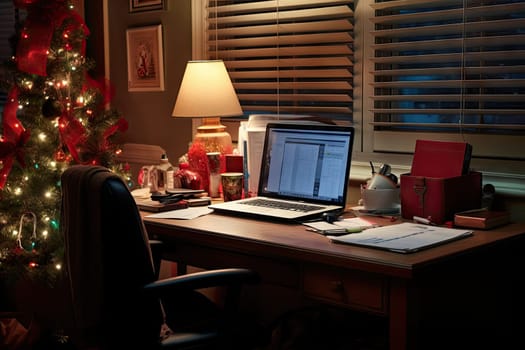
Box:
[413,216,436,225]
[322,227,363,235]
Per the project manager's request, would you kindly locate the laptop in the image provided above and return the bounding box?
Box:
[209,123,354,222]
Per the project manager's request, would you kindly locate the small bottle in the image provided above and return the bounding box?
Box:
[156,154,173,192]
[166,163,175,190]
[207,152,221,198]
[139,165,150,188]
[149,165,158,193]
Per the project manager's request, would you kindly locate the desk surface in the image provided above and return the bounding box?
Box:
[143,212,525,349]
[143,212,525,279]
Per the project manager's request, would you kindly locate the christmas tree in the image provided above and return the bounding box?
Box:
[0,0,129,285]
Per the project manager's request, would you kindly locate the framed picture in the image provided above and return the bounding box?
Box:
[126,25,165,92]
[129,0,165,13]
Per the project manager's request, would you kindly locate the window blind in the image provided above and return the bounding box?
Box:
[205,0,354,119]
[0,1,17,110]
[0,1,15,59]
[370,0,525,159]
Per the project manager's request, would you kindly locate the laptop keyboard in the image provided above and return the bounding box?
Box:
[241,198,324,212]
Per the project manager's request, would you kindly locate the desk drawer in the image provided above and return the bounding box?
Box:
[303,266,387,314]
[163,244,300,288]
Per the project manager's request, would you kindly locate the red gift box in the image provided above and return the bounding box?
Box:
[400,171,482,224]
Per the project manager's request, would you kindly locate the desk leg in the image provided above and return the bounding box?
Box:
[389,279,418,350]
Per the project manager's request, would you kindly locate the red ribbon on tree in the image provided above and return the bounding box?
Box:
[103,118,129,142]
[0,87,30,189]
[83,76,116,113]
[15,0,89,76]
[58,110,86,163]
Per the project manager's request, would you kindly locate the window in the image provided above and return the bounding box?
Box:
[194,0,525,192]
[198,0,354,120]
[368,0,525,176]
[0,0,18,113]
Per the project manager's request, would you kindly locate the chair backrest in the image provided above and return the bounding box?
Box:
[61,165,163,349]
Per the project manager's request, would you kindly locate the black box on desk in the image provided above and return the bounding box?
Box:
[400,172,482,224]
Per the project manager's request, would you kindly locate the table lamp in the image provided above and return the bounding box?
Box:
[172,60,243,154]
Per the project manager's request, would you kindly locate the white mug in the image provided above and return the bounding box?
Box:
[367,173,397,190]
[361,188,400,211]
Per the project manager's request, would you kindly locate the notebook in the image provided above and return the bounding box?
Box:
[209,123,355,222]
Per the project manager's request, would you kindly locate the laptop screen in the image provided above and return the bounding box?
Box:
[258,123,354,205]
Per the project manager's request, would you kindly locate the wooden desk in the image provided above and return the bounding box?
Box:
[143,213,525,349]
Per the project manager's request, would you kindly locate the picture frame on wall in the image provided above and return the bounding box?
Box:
[129,0,165,13]
[126,25,165,92]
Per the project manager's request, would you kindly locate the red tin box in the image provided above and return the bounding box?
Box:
[400,171,482,224]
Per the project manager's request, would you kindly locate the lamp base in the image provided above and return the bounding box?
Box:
[194,117,233,154]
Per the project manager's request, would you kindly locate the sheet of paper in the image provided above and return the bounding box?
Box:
[328,222,472,253]
[333,217,377,229]
[303,217,377,234]
[145,206,213,220]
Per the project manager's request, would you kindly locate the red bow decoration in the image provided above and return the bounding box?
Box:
[82,76,115,113]
[58,111,86,163]
[98,118,128,156]
[103,118,129,142]
[15,0,89,76]
[0,87,30,189]
[79,118,128,165]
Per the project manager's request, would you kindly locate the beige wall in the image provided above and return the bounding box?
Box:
[102,1,524,222]
[107,0,193,164]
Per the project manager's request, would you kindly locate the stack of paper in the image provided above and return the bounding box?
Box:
[328,222,472,253]
[237,114,322,196]
[303,217,377,235]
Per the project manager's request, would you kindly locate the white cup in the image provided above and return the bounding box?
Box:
[367,174,397,190]
[361,188,400,211]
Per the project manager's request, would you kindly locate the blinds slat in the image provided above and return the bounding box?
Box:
[217,45,353,59]
[370,0,460,11]
[372,79,525,89]
[212,32,352,48]
[370,3,525,25]
[371,50,525,64]
[372,65,525,77]
[224,57,352,69]
[370,18,525,39]
[214,19,352,37]
[210,6,353,26]
[370,8,462,25]
[242,105,353,114]
[235,81,352,90]
[371,95,525,103]
[371,122,525,129]
[371,109,523,115]
[238,93,352,103]
[373,35,525,52]
[211,0,353,15]
[230,69,352,79]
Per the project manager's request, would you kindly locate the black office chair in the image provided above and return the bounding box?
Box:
[60,165,265,349]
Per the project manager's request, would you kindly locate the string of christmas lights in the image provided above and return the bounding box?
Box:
[0,0,130,285]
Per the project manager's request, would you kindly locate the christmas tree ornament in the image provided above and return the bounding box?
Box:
[17,212,37,252]
[54,148,66,162]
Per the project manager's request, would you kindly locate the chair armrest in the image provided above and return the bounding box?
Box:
[143,268,259,297]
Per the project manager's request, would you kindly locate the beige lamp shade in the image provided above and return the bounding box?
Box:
[172,60,242,118]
